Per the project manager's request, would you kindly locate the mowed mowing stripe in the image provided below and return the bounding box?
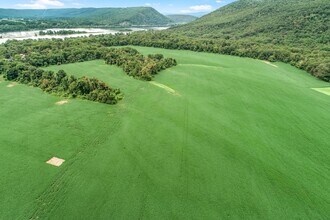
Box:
[149,81,180,96]
[312,88,330,96]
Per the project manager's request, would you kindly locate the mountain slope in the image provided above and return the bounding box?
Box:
[170,0,330,46]
[165,0,329,81]
[166,14,197,24]
[0,7,171,26]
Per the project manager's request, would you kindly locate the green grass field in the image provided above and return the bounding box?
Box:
[0,47,329,219]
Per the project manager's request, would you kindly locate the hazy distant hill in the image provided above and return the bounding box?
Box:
[166,14,197,24]
[0,7,171,26]
[170,0,330,46]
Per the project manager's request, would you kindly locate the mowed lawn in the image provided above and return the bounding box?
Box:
[0,47,329,219]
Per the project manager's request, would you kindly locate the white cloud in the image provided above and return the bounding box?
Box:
[181,5,213,13]
[16,0,64,9]
[144,2,160,8]
[72,2,83,7]
[216,0,223,3]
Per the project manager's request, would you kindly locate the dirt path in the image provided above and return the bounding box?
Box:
[150,81,180,96]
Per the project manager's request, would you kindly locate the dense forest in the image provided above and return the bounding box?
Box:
[170,0,330,47]
[0,38,177,104]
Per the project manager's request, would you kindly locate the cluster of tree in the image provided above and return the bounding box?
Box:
[0,60,121,104]
[38,30,87,36]
[104,47,177,80]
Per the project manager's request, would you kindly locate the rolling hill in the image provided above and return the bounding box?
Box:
[1,46,330,219]
[0,7,171,26]
[166,14,197,24]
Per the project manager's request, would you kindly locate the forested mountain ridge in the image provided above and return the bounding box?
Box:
[170,0,329,47]
[166,0,329,81]
[0,7,171,26]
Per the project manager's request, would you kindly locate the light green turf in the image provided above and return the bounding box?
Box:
[0,47,329,219]
[312,87,330,96]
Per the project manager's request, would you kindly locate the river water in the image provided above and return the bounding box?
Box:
[0,27,168,44]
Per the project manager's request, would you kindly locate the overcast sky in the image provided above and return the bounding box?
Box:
[0,0,236,14]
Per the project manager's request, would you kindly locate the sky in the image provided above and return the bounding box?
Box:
[0,0,236,14]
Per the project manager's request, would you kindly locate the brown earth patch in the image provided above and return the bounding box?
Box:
[46,157,65,167]
[7,83,17,88]
[55,100,69,105]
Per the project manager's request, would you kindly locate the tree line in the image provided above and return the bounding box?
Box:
[97,32,329,82]
[38,30,87,36]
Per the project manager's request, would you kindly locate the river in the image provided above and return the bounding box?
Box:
[0,27,168,44]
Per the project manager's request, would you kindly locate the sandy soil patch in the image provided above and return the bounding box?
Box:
[150,81,180,96]
[263,61,278,68]
[7,83,17,88]
[312,88,330,96]
[46,157,65,167]
[55,100,69,105]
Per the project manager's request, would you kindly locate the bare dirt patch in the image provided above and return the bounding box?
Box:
[7,83,17,88]
[55,100,69,105]
[263,61,278,68]
[46,157,65,167]
[150,81,180,96]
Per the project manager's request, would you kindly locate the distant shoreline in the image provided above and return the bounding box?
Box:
[0,27,168,44]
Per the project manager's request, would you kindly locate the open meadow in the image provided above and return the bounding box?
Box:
[0,47,329,219]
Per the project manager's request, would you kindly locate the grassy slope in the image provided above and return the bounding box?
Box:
[0,47,329,219]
